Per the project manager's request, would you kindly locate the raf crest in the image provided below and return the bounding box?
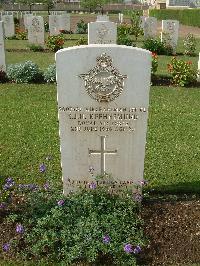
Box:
[79,53,127,102]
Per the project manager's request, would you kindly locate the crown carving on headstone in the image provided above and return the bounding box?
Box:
[79,53,127,103]
[96,53,112,68]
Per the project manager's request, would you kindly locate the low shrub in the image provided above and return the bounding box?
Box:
[46,34,65,52]
[43,64,56,83]
[167,57,198,87]
[27,43,44,52]
[7,61,43,83]
[44,21,49,32]
[15,28,27,40]
[59,29,73,34]
[143,38,173,55]
[183,33,197,56]
[18,186,145,265]
[117,24,135,46]
[76,19,88,34]
[0,69,8,83]
[151,52,158,75]
[76,37,88,46]
[149,9,200,27]
[117,35,135,46]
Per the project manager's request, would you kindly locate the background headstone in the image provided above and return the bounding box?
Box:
[197,52,200,82]
[49,15,60,36]
[143,17,157,39]
[0,21,6,71]
[56,45,151,194]
[161,20,179,54]
[140,16,145,30]
[28,16,44,45]
[88,17,117,44]
[58,14,70,32]
[24,13,33,30]
[96,15,109,22]
[2,15,14,37]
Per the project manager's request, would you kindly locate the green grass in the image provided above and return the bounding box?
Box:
[0,84,200,193]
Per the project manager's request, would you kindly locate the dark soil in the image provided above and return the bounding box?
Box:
[139,198,200,266]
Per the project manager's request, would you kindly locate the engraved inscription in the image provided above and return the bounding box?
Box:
[59,106,147,133]
[79,53,127,102]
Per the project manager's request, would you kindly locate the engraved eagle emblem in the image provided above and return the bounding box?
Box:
[79,53,127,102]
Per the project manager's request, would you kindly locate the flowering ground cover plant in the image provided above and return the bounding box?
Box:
[167,57,198,87]
[0,171,146,265]
[46,34,65,52]
[183,33,197,56]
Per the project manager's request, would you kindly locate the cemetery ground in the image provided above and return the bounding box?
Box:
[1,21,200,265]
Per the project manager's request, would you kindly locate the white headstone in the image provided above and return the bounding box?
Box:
[88,19,117,44]
[0,21,6,71]
[58,14,70,32]
[28,16,44,45]
[197,52,200,82]
[161,20,179,54]
[56,45,151,194]
[2,15,15,37]
[24,14,33,30]
[118,13,124,24]
[143,17,157,39]
[49,15,60,36]
[96,15,109,22]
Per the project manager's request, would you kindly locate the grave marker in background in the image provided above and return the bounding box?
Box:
[49,15,60,35]
[28,16,44,45]
[24,13,33,30]
[0,21,6,71]
[88,16,117,44]
[58,14,70,32]
[143,17,157,39]
[197,52,200,82]
[161,20,179,54]
[56,45,151,194]
[2,15,14,37]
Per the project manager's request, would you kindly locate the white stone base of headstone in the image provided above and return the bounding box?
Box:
[0,21,6,71]
[56,45,151,194]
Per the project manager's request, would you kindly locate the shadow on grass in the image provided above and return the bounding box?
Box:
[146,180,200,196]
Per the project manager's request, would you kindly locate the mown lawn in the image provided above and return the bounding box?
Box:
[0,83,199,193]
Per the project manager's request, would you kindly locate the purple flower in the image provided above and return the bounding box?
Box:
[43,182,49,190]
[2,243,10,252]
[57,199,65,206]
[6,177,14,184]
[0,202,6,209]
[103,235,110,244]
[139,179,148,186]
[133,245,142,254]
[39,163,46,173]
[134,193,143,203]
[3,182,14,190]
[89,182,97,189]
[124,243,133,254]
[16,224,25,234]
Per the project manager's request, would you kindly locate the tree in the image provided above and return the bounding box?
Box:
[80,0,119,14]
[41,0,54,15]
[16,0,37,13]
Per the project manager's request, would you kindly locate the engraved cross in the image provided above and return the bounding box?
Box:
[89,136,117,175]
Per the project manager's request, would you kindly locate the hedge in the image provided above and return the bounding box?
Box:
[149,9,200,27]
